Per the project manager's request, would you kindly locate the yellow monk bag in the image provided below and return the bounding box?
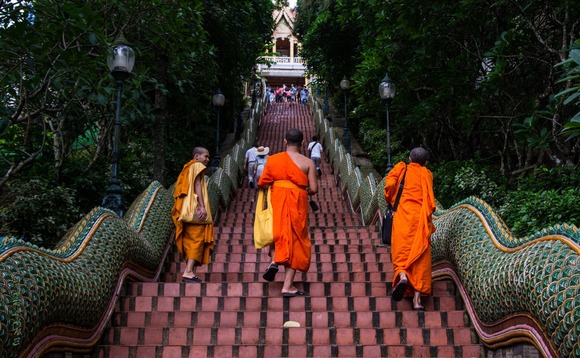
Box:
[178,165,213,224]
[254,187,274,249]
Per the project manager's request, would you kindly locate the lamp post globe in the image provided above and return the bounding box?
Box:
[379,73,395,174]
[340,75,351,154]
[102,37,135,217]
[212,88,225,172]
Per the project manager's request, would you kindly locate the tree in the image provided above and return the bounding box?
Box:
[0,0,274,244]
[296,0,580,172]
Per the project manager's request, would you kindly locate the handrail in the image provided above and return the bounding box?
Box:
[260,55,304,64]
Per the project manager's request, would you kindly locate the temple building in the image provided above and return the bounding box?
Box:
[257,5,307,88]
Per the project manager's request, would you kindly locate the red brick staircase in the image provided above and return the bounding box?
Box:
[96,102,483,357]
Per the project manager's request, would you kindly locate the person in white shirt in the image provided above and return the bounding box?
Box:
[307,135,323,177]
[244,142,259,188]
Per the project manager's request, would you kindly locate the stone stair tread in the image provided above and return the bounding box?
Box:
[118,296,461,314]
[99,344,484,358]
[123,280,452,296]
[106,326,478,345]
[113,309,471,328]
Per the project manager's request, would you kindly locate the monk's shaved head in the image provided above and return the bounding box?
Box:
[285,128,304,146]
[192,146,209,157]
[410,147,429,166]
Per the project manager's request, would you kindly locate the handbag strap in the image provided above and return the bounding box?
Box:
[392,164,407,211]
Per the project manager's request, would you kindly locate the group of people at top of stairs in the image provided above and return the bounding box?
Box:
[171,128,436,309]
[266,84,309,105]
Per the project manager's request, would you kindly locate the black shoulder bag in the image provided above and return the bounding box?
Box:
[381,165,407,245]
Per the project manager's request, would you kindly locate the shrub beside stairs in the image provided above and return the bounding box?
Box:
[95,103,483,357]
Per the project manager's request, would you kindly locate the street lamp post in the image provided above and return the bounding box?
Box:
[212,88,225,172]
[102,37,135,217]
[379,73,396,174]
[340,76,351,153]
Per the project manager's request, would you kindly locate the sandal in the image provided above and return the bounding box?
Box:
[392,278,408,301]
[282,290,306,297]
[262,263,279,282]
[182,276,202,283]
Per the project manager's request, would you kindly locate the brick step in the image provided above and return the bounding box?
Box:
[118,293,461,315]
[164,260,396,275]
[163,261,394,276]
[227,192,351,201]
[103,325,478,346]
[123,281,455,298]
[213,226,376,234]
[218,208,358,215]
[226,199,349,208]
[204,252,393,264]
[158,271,400,284]
[112,308,470,329]
[119,283,391,300]
[209,243,385,254]
[117,296,463,315]
[162,264,396,278]
[96,343,483,358]
[217,217,361,227]
[208,227,379,238]
[228,188,347,197]
[205,241,384,250]
[223,209,355,218]
[208,235,382,243]
[230,191,344,201]
[212,232,381,239]
[165,243,385,259]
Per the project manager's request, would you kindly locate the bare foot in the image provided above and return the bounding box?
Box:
[281,286,299,295]
[413,297,424,310]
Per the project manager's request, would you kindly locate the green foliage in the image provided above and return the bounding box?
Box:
[432,160,504,209]
[555,45,580,140]
[0,179,82,247]
[298,0,580,167]
[433,162,580,236]
[500,188,580,237]
[0,0,275,246]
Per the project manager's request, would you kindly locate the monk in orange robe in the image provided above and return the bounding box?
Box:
[258,128,318,297]
[384,147,436,309]
[172,147,214,283]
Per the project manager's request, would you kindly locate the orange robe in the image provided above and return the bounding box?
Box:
[384,161,436,295]
[258,152,311,272]
[172,159,214,266]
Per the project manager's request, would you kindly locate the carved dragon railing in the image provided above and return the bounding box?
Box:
[0,182,175,357]
[431,198,579,358]
[309,96,580,358]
